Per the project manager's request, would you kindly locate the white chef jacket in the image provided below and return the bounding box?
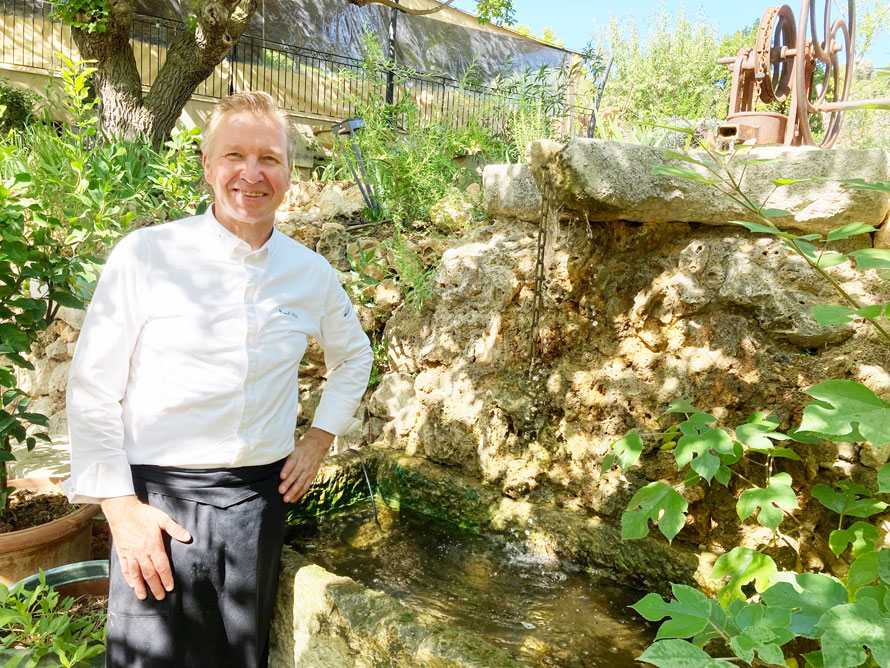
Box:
[63,207,372,504]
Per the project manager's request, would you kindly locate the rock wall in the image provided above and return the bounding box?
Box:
[369,139,890,565]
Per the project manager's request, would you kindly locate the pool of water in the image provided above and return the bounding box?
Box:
[286,502,656,668]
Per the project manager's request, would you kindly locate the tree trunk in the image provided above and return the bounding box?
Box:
[70,0,257,148]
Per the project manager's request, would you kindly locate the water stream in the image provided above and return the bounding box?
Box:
[287,502,656,668]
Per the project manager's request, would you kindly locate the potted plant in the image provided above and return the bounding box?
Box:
[0,567,106,667]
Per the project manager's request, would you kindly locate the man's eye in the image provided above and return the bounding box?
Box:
[263,156,279,163]
[226,152,241,158]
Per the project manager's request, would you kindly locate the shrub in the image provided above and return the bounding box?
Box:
[0,80,36,134]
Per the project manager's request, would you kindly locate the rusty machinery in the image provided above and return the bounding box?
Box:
[717,0,890,148]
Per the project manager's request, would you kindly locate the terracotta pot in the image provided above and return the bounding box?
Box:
[0,478,99,586]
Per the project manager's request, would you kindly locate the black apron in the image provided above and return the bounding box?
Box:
[106,460,288,668]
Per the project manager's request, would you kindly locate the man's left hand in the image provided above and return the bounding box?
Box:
[279,427,334,503]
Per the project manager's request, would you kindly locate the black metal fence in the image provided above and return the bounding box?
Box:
[0,0,594,137]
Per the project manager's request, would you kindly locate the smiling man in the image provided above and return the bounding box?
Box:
[64,92,372,667]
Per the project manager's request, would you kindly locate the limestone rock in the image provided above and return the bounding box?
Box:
[315,223,349,271]
[341,185,367,216]
[318,189,347,219]
[482,164,542,222]
[373,279,402,312]
[275,212,322,250]
[368,373,416,419]
[524,139,890,234]
[44,339,68,361]
[55,306,85,331]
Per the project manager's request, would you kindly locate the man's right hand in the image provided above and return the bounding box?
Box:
[101,495,192,601]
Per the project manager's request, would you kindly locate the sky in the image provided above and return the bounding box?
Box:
[449,0,890,67]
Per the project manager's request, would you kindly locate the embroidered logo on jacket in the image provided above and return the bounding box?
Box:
[279,308,300,319]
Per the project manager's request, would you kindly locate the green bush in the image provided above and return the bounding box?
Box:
[595,4,756,126]
[0,80,36,135]
[0,55,208,511]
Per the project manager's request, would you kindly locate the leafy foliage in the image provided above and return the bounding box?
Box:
[607,379,890,666]
[0,573,106,666]
[0,56,207,513]
[621,481,687,542]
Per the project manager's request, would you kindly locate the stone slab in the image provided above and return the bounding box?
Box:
[482,163,543,222]
[519,139,890,235]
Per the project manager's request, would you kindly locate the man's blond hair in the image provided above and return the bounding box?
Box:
[202,91,298,168]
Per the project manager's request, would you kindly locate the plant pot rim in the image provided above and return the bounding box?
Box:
[15,559,109,591]
[0,478,99,555]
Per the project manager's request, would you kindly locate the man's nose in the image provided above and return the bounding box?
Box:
[239,156,263,182]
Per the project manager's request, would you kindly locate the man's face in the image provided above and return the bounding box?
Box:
[202,110,291,233]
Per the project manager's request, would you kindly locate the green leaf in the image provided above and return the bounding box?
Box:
[812,482,888,519]
[829,522,880,558]
[711,547,777,604]
[731,220,797,239]
[735,414,789,452]
[761,572,848,638]
[799,380,890,446]
[663,397,700,415]
[652,165,719,184]
[601,429,644,472]
[848,551,881,590]
[814,252,849,269]
[621,481,688,542]
[638,640,734,668]
[761,208,792,218]
[813,305,857,326]
[631,585,715,639]
[714,465,731,486]
[663,150,710,168]
[817,598,890,668]
[730,602,794,665]
[774,178,813,186]
[849,248,890,270]
[878,463,890,493]
[879,549,890,585]
[826,222,878,241]
[0,323,31,353]
[736,473,799,531]
[675,428,735,483]
[47,291,84,309]
[839,178,890,193]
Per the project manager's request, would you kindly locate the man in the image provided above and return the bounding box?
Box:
[64,91,373,667]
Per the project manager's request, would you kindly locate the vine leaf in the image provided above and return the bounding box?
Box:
[601,429,643,472]
[879,464,890,494]
[712,547,777,605]
[849,248,890,270]
[621,481,688,542]
[730,603,794,666]
[826,222,877,241]
[631,584,722,640]
[638,640,735,668]
[811,482,888,519]
[761,572,848,638]
[652,164,719,184]
[735,414,799,459]
[737,473,799,531]
[663,397,700,415]
[798,380,890,446]
[675,424,734,483]
[829,522,880,558]
[813,304,883,327]
[817,598,890,668]
[847,551,880,591]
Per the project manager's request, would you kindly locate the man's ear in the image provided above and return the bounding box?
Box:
[202,152,212,184]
